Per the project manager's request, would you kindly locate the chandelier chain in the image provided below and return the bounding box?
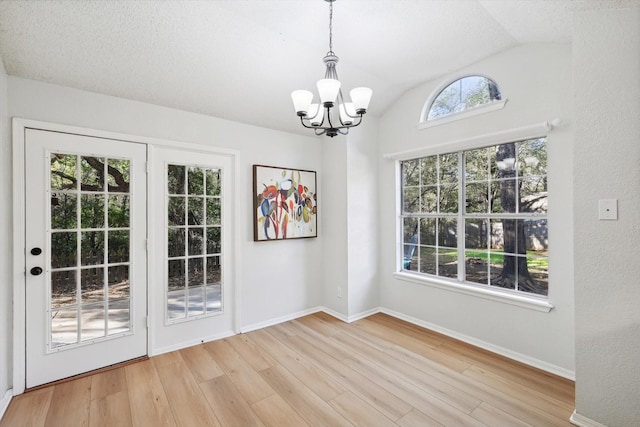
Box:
[328,0,333,55]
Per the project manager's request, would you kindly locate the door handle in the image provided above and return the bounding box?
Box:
[30,267,43,276]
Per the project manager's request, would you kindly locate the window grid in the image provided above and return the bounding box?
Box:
[401,139,548,297]
[49,154,132,351]
[166,164,223,323]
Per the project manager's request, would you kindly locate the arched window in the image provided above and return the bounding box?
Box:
[420,75,505,127]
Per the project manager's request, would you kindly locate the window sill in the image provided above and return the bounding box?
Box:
[392,271,553,313]
[417,99,508,130]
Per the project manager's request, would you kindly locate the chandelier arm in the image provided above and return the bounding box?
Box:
[299,116,326,130]
[315,128,327,136]
[325,105,336,129]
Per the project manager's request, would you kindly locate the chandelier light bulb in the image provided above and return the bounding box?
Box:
[291,90,314,116]
[309,104,324,126]
[339,102,356,125]
[317,79,341,106]
[350,87,373,113]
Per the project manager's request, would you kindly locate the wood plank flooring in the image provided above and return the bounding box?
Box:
[0,312,575,427]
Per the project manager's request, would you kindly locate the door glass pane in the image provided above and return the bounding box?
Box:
[107,159,130,192]
[81,267,104,303]
[51,307,78,348]
[108,195,130,228]
[206,256,221,284]
[206,169,221,196]
[206,284,222,313]
[168,228,185,258]
[188,197,204,225]
[51,193,77,229]
[108,230,129,263]
[167,164,223,321]
[51,154,77,190]
[108,265,129,298]
[188,286,205,316]
[206,227,221,254]
[168,197,186,226]
[167,256,186,320]
[167,290,186,320]
[168,259,186,291]
[188,167,204,195]
[188,228,204,256]
[206,199,221,225]
[81,231,104,266]
[167,165,185,195]
[51,232,77,268]
[51,270,77,308]
[49,152,133,350]
[108,299,130,334]
[81,194,105,228]
[188,258,204,288]
[80,156,105,191]
[81,302,106,341]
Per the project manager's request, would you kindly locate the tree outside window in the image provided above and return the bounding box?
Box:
[400,138,548,297]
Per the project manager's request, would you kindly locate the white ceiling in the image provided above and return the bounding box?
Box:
[0,0,638,136]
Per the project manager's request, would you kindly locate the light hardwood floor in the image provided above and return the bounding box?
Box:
[1,312,575,426]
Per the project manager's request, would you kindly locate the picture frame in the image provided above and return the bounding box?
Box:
[253,164,317,241]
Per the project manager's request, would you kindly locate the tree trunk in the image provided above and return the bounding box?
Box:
[493,143,541,293]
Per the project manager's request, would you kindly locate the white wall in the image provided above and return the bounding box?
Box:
[321,135,349,317]
[378,44,575,375]
[573,8,640,426]
[318,119,381,321]
[6,76,324,344]
[0,55,12,407]
[346,120,380,318]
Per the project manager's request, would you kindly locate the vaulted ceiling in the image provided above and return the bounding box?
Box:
[0,0,638,136]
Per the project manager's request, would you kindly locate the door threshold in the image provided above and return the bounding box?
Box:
[24,355,149,392]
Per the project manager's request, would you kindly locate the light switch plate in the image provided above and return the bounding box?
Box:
[598,199,618,220]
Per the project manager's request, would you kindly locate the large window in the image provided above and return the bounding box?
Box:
[400,138,548,297]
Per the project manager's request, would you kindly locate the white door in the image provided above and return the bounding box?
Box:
[25,129,147,388]
[150,146,235,351]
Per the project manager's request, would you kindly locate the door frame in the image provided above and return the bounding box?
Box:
[12,118,242,394]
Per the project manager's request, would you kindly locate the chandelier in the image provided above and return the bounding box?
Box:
[291,0,372,138]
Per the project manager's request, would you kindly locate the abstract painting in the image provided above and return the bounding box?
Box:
[253,165,317,241]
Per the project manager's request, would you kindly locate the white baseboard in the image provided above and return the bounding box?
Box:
[570,410,608,427]
[318,306,381,323]
[151,330,236,356]
[240,307,323,334]
[0,389,12,421]
[320,306,349,322]
[238,305,379,333]
[379,307,575,380]
[346,307,382,323]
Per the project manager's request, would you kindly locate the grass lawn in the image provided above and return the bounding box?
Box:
[462,250,548,270]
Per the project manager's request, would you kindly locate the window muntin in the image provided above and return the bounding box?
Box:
[400,138,548,297]
[426,75,502,121]
[166,164,223,322]
[49,154,133,348]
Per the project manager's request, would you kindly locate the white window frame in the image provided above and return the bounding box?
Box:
[386,121,558,313]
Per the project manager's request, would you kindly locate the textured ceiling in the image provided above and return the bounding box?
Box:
[0,0,638,136]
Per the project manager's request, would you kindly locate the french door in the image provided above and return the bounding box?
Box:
[25,129,147,388]
[149,146,235,351]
